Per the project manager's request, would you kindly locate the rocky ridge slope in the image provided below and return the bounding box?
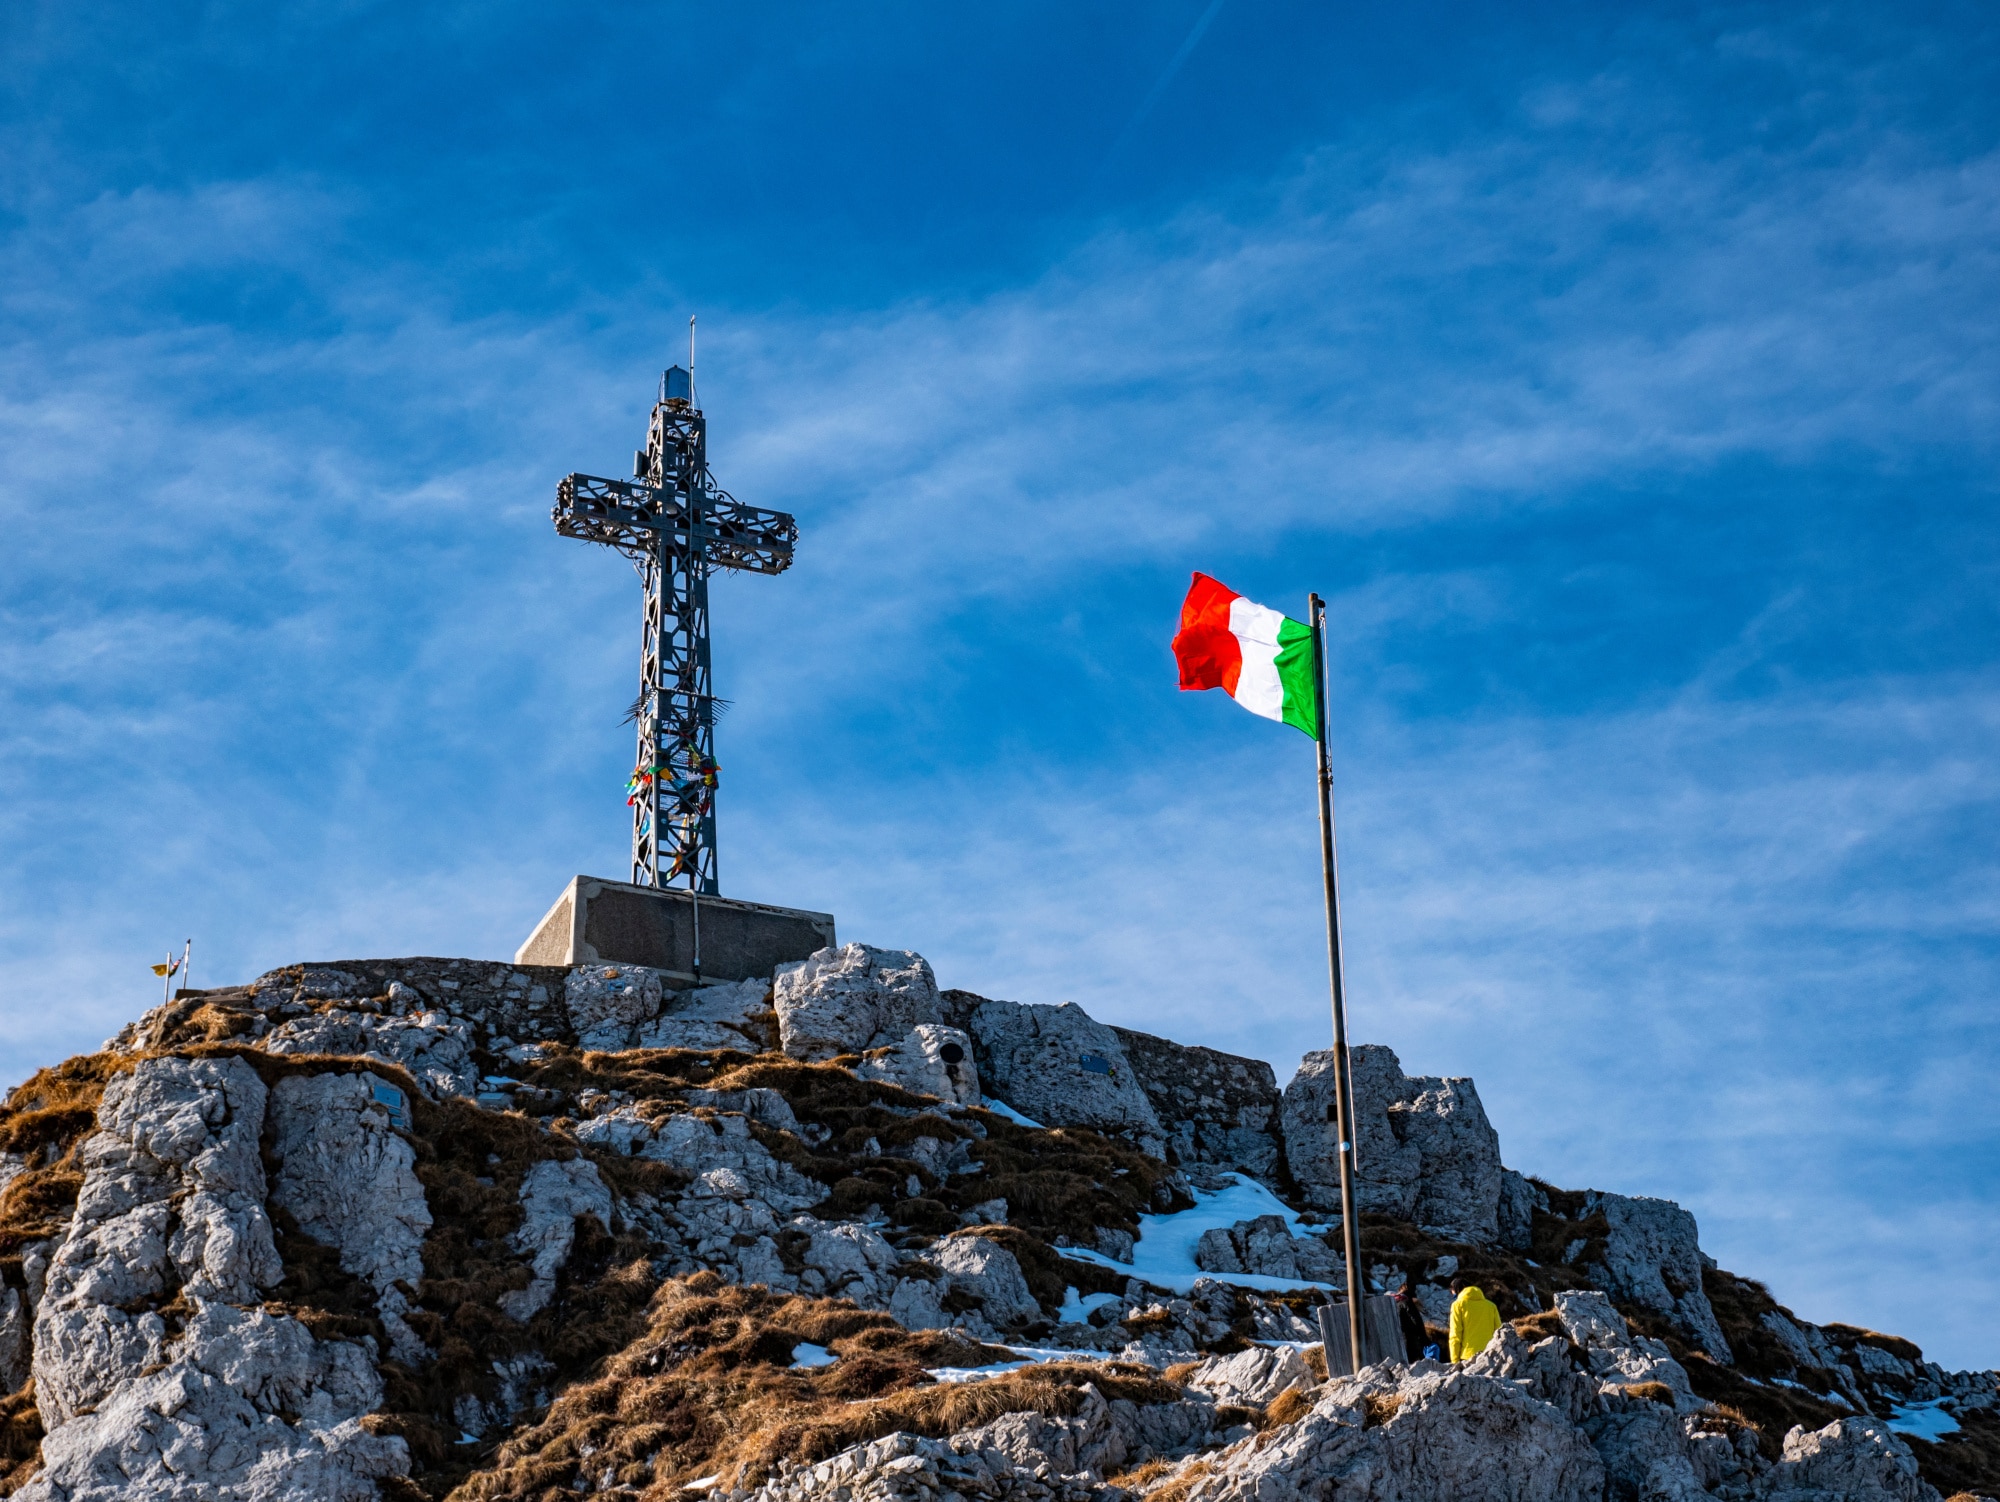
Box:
[0,942,1988,1501]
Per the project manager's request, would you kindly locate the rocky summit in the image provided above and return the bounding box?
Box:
[0,943,1991,1502]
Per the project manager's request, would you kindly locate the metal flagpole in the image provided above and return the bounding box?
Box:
[1310,592,1366,1373]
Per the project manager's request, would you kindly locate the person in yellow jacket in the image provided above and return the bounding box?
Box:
[1448,1279,1502,1361]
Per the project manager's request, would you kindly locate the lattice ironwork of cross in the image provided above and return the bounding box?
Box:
[552,365,797,893]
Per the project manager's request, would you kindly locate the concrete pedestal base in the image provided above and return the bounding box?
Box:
[515,876,835,985]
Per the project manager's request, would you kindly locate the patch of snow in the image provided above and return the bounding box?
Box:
[1888,1399,1961,1441]
[984,1098,1044,1129]
[1057,1172,1337,1295]
[926,1344,1124,1384]
[790,1342,837,1369]
[1057,1286,1122,1324]
[683,1475,722,1490]
[928,1359,1034,1383]
[458,1433,481,1445]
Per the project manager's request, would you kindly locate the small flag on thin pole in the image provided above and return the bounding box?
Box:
[150,940,191,1004]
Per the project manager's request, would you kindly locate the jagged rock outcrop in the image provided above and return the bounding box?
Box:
[924,1233,1042,1331]
[1767,1417,1939,1501]
[500,1158,613,1320]
[737,1429,1119,1502]
[1558,1190,1733,1363]
[26,1056,411,1500]
[1111,1028,1281,1179]
[267,1071,433,1361]
[942,992,1165,1156]
[774,944,942,1059]
[1192,1214,1341,1284]
[263,1007,479,1099]
[637,976,773,1052]
[856,1023,983,1107]
[4,938,1991,1502]
[1281,1044,1504,1242]
[1175,1360,1609,1501]
[1182,1344,1313,1406]
[1555,1289,1703,1412]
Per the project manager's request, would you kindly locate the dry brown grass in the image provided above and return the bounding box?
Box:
[1264,1387,1313,1428]
[1820,1323,1925,1364]
[1303,1344,1328,1382]
[1624,1381,1675,1406]
[1137,1457,1211,1502]
[445,1274,1184,1501]
[1510,1310,1566,1342]
[0,1380,43,1497]
[1361,1393,1401,1428]
[0,1053,132,1249]
[1107,1458,1175,1491]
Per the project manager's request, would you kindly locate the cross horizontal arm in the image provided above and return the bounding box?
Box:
[554,473,797,575]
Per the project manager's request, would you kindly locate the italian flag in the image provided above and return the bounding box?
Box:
[1172,573,1320,738]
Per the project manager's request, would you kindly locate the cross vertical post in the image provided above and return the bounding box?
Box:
[554,364,797,897]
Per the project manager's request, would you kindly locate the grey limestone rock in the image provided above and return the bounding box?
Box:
[1761,1310,1869,1408]
[268,1071,434,1362]
[740,1429,1119,1502]
[855,1023,983,1107]
[1192,1215,1341,1284]
[1111,1027,1282,1179]
[1498,1167,1547,1251]
[0,1287,27,1393]
[1176,1360,1607,1502]
[1554,1290,1701,1412]
[1465,1324,1600,1425]
[19,1302,408,1502]
[950,1378,1227,1481]
[565,963,665,1049]
[941,993,1164,1156]
[953,1382,1125,1478]
[25,1056,412,1500]
[1568,1190,1732,1363]
[683,1086,802,1133]
[775,944,942,1060]
[926,1233,1042,1330]
[1584,1402,1713,1502]
[500,1158,614,1320]
[1183,1344,1313,1406]
[1765,1417,1941,1501]
[886,1275,951,1333]
[574,1105,826,1214]
[1281,1044,1504,1243]
[796,1219,903,1303]
[263,1007,479,1099]
[34,1055,282,1426]
[637,976,770,1052]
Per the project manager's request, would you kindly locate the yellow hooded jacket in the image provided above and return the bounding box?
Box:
[1449,1285,1502,1362]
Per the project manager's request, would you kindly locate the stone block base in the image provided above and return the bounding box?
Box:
[515,876,835,985]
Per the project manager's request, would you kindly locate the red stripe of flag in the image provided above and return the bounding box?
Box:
[1171,572,1245,697]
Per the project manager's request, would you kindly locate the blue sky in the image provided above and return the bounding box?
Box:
[3,2,1997,1366]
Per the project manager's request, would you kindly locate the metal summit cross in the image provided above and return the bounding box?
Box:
[552,361,797,895]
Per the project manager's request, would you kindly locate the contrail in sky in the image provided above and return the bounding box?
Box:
[1095,0,1230,183]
